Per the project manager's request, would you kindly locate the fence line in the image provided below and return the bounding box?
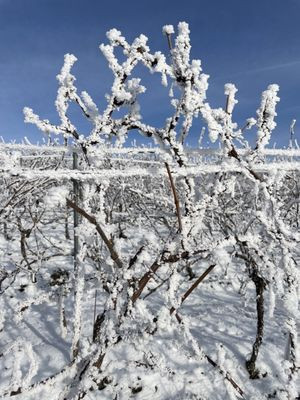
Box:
[1,162,300,182]
[1,144,300,182]
[1,142,300,156]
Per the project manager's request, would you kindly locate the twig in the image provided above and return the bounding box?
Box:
[170,264,216,316]
[225,94,230,115]
[66,198,123,269]
[204,353,245,398]
[131,250,191,304]
[165,162,182,232]
[166,34,173,51]
[131,260,161,303]
[93,289,97,331]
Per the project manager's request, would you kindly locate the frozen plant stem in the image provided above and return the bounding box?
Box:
[166,34,173,51]
[165,162,182,233]
[170,263,216,316]
[237,240,266,379]
[72,151,80,273]
[66,198,123,269]
[246,266,266,379]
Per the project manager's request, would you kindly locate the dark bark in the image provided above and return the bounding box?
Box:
[93,312,105,343]
[246,272,265,379]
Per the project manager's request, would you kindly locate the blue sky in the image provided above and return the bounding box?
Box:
[1,0,300,147]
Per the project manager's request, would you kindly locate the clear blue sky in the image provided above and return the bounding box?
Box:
[1,0,300,147]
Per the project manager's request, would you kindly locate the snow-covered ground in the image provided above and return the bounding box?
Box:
[0,150,299,399]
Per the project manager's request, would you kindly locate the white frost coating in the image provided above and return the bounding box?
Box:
[201,104,224,143]
[290,119,296,147]
[71,257,86,357]
[99,43,121,73]
[168,268,181,310]
[161,73,168,87]
[8,339,25,392]
[135,33,148,46]
[127,78,146,96]
[15,293,51,323]
[217,345,238,400]
[256,84,280,149]
[44,186,69,207]
[290,119,296,133]
[178,21,190,36]
[191,59,201,76]
[151,51,167,72]
[23,342,38,386]
[23,107,39,125]
[246,117,257,129]
[224,83,238,114]
[213,247,230,268]
[285,319,298,361]
[59,289,67,339]
[23,107,62,135]
[268,286,276,318]
[171,21,191,78]
[114,87,131,103]
[217,344,226,367]
[106,28,122,42]
[56,53,77,86]
[0,309,4,331]
[284,285,299,318]
[24,54,79,137]
[81,91,100,121]
[55,54,78,131]
[162,25,174,35]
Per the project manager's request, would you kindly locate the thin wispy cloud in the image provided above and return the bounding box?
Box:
[215,60,300,81]
[243,60,300,75]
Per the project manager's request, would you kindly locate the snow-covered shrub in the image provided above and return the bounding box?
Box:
[0,22,299,400]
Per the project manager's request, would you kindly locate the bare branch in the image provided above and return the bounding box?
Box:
[165,162,182,232]
[66,198,123,269]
